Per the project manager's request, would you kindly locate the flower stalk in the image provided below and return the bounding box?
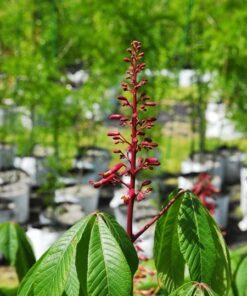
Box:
[90,41,163,241]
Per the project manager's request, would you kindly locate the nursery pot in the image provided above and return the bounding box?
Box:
[0,199,15,223]
[27,224,64,259]
[239,167,247,231]
[213,193,230,229]
[14,156,49,186]
[0,144,15,169]
[0,183,30,223]
[55,183,100,214]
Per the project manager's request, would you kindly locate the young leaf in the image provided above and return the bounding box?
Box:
[0,222,35,280]
[154,189,185,293]
[86,216,133,296]
[177,192,231,295]
[169,281,220,296]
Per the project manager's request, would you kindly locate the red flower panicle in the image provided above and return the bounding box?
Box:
[90,40,160,240]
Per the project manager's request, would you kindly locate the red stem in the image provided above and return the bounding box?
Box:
[132,189,187,242]
[127,61,138,240]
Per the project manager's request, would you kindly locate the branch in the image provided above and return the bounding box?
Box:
[132,189,187,242]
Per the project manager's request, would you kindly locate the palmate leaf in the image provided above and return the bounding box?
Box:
[0,222,35,280]
[18,212,138,296]
[154,189,185,293]
[169,281,220,296]
[177,192,231,295]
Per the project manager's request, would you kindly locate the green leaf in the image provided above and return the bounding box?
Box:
[169,281,220,296]
[235,256,247,296]
[154,189,185,293]
[86,216,133,296]
[18,215,95,296]
[18,213,137,296]
[209,217,231,295]
[0,222,35,280]
[177,192,231,295]
[101,212,139,276]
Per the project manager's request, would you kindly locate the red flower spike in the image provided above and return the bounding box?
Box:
[90,41,160,241]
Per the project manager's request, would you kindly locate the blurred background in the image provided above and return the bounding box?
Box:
[0,0,246,294]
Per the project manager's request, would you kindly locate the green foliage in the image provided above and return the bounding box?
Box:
[154,191,231,295]
[0,222,35,281]
[234,257,247,296]
[178,192,231,294]
[154,190,185,293]
[18,213,138,296]
[229,246,247,296]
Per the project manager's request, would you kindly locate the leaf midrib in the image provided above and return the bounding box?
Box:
[191,197,203,282]
[98,218,110,296]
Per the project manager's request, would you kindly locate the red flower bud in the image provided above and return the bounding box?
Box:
[121,82,128,91]
[107,131,120,137]
[141,141,158,149]
[113,149,122,153]
[117,95,127,101]
[145,102,156,107]
[89,173,115,188]
[145,157,160,166]
[141,180,152,187]
[109,114,122,120]
[102,163,125,177]
[123,57,131,62]
[136,191,145,202]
